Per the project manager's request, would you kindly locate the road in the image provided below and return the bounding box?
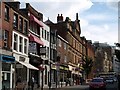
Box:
[54,82,119,90]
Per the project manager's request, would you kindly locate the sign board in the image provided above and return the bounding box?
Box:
[16,64,23,68]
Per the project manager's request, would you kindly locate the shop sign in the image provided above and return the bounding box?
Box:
[19,56,25,62]
[16,64,23,68]
[29,42,37,54]
[51,64,56,69]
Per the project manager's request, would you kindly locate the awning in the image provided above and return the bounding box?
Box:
[38,65,44,71]
[29,34,44,45]
[30,14,43,27]
[17,61,39,70]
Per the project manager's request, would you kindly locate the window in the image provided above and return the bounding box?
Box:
[24,39,27,54]
[64,56,67,63]
[14,34,18,51]
[13,13,18,28]
[64,43,67,50]
[42,28,44,38]
[19,17,23,32]
[24,20,27,34]
[58,39,61,47]
[47,32,49,41]
[4,30,8,48]
[19,36,23,52]
[5,6,9,21]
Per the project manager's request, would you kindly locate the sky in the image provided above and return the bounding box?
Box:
[15,0,119,46]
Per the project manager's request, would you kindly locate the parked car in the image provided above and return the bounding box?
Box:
[105,77,114,84]
[89,77,106,90]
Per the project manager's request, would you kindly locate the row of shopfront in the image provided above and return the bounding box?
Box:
[0,53,83,90]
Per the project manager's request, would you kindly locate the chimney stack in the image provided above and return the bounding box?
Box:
[57,14,63,22]
[76,13,78,20]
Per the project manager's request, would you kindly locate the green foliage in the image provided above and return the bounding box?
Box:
[82,57,93,78]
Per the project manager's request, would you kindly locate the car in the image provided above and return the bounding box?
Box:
[105,77,114,84]
[89,77,106,90]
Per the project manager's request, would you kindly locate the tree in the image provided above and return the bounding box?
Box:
[82,57,93,79]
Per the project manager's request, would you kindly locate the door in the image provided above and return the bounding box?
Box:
[2,72,10,89]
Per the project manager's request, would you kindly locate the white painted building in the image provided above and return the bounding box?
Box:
[40,22,50,88]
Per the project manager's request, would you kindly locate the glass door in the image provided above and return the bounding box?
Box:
[2,72,10,90]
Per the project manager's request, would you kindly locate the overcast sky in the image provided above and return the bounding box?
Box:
[16,0,119,46]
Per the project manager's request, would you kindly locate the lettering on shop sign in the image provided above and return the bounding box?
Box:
[19,56,25,62]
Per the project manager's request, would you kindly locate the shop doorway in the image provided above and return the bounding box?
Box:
[2,71,10,90]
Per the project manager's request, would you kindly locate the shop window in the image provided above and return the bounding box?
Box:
[4,30,9,48]
[45,66,47,84]
[5,6,9,21]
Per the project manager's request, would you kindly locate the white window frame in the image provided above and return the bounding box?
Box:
[19,36,23,53]
[12,31,28,56]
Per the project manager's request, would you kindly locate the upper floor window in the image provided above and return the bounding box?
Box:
[42,28,44,38]
[45,30,47,40]
[58,39,61,47]
[5,6,9,21]
[13,13,18,28]
[14,34,18,51]
[19,17,23,32]
[24,20,27,34]
[24,39,27,54]
[64,42,67,50]
[19,36,23,52]
[64,56,67,63]
[4,30,9,48]
[47,32,49,41]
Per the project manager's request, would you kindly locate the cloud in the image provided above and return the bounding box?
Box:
[16,0,93,22]
[81,23,118,45]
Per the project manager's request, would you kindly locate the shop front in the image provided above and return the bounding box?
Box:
[29,54,44,89]
[0,54,15,90]
[13,53,38,89]
[59,65,69,87]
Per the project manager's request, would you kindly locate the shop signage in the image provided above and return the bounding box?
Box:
[29,42,37,54]
[16,64,23,68]
[0,54,15,62]
[19,56,25,62]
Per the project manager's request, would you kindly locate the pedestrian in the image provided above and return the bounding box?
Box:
[31,75,35,90]
[16,76,22,90]
[80,77,83,85]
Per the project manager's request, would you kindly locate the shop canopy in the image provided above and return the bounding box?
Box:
[17,61,39,70]
[30,14,43,27]
[29,33,44,45]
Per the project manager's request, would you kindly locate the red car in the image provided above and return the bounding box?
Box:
[89,77,106,90]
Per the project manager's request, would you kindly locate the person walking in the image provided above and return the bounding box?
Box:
[31,75,35,90]
[28,75,35,90]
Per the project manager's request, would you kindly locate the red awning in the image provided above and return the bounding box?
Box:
[38,65,44,71]
[30,14,43,27]
[29,34,44,45]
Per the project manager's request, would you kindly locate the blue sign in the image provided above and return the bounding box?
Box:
[0,54,15,62]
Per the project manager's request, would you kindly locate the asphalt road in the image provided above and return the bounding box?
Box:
[53,82,119,90]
